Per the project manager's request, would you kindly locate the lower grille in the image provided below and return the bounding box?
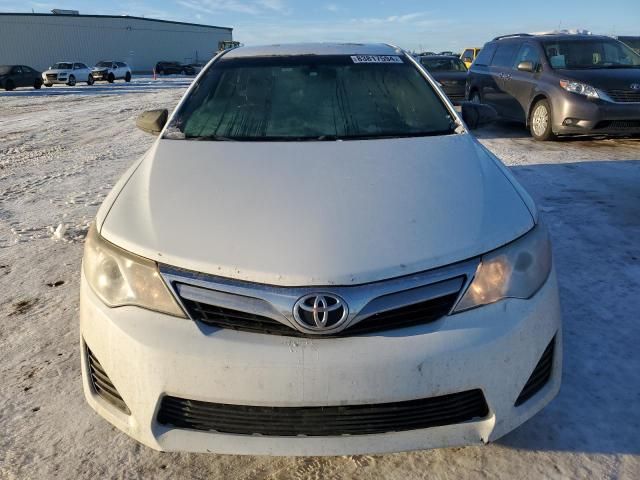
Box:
[86,346,130,414]
[182,291,459,337]
[594,120,640,130]
[157,389,489,436]
[515,337,555,407]
[46,74,57,81]
[606,89,640,103]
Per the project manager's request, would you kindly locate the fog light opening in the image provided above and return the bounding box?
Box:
[562,118,580,126]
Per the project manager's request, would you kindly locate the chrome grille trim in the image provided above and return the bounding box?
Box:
[160,259,478,336]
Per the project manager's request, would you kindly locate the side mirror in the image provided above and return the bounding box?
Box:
[460,102,498,129]
[136,109,168,135]
[517,61,534,72]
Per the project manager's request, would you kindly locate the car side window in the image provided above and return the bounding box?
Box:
[117,62,126,67]
[491,43,520,67]
[12,66,23,74]
[513,43,541,70]
[73,63,80,69]
[474,44,497,66]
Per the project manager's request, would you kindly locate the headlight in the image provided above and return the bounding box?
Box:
[453,223,552,313]
[559,80,599,99]
[83,224,186,317]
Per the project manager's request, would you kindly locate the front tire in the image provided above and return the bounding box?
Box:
[125,72,131,82]
[4,79,15,91]
[108,73,115,83]
[87,75,94,86]
[34,79,42,89]
[67,75,76,86]
[44,83,52,87]
[530,99,555,141]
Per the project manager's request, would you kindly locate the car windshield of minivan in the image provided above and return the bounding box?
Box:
[52,63,73,70]
[168,55,456,141]
[543,39,640,69]
[420,57,467,72]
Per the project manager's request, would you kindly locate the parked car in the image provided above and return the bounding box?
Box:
[154,61,195,75]
[81,43,561,456]
[461,47,482,68]
[42,62,94,86]
[419,55,468,103]
[91,61,132,83]
[438,51,456,56]
[467,33,640,140]
[0,65,43,91]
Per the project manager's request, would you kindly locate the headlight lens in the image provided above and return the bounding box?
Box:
[453,223,552,313]
[559,79,599,99]
[83,224,186,317]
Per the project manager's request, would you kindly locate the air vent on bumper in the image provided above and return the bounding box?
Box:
[515,337,555,407]
[86,346,130,415]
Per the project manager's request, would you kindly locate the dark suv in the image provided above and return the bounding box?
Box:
[154,61,195,76]
[466,33,640,140]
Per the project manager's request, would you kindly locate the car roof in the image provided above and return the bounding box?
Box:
[493,33,611,43]
[223,43,402,59]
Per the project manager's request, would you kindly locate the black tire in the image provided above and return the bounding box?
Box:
[4,79,15,91]
[530,99,555,141]
[87,75,94,86]
[108,73,115,83]
[67,75,76,86]
[44,83,52,87]
[34,79,42,89]
[469,90,482,104]
[125,72,131,82]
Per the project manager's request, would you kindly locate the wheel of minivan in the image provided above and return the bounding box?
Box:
[469,91,482,104]
[67,75,76,86]
[125,72,131,82]
[530,99,555,141]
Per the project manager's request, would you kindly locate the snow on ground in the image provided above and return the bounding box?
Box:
[1,78,639,479]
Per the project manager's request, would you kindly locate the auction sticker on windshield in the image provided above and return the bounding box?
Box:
[351,55,403,64]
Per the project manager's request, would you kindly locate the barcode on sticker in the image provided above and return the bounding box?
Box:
[350,55,403,64]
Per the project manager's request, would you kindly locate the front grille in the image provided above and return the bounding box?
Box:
[594,120,640,130]
[515,337,555,407]
[157,389,489,436]
[86,346,130,414]
[181,291,458,337]
[606,89,640,103]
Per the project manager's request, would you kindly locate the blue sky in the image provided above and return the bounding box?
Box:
[1,0,638,51]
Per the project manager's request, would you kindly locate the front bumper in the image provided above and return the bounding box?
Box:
[551,93,640,135]
[80,268,562,455]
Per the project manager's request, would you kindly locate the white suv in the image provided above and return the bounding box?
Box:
[42,62,94,86]
[91,61,132,83]
[80,43,562,456]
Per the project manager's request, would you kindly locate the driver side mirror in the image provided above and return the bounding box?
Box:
[517,61,535,72]
[460,102,498,129]
[136,109,168,135]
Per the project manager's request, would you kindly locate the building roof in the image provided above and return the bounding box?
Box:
[224,43,402,58]
[0,12,232,31]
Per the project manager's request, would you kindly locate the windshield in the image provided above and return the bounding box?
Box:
[420,57,467,72]
[543,39,640,69]
[52,63,73,70]
[95,61,112,68]
[0,65,11,75]
[167,55,456,141]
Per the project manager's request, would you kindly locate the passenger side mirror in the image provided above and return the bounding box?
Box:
[460,102,498,129]
[136,109,168,135]
[517,61,534,72]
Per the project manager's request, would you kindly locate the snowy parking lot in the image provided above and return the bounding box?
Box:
[1,78,639,479]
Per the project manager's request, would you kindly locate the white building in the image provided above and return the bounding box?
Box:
[0,12,233,72]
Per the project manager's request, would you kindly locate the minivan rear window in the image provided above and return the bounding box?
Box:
[168,55,456,141]
[474,44,497,66]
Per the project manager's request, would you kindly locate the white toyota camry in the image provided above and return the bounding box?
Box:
[80,43,562,455]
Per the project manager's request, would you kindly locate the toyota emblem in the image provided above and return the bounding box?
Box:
[293,293,349,332]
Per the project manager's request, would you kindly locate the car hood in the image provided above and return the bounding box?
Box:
[559,67,640,90]
[44,69,72,74]
[100,134,534,286]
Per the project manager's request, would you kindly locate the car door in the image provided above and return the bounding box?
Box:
[10,66,25,87]
[21,66,36,86]
[502,42,543,122]
[484,41,520,117]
